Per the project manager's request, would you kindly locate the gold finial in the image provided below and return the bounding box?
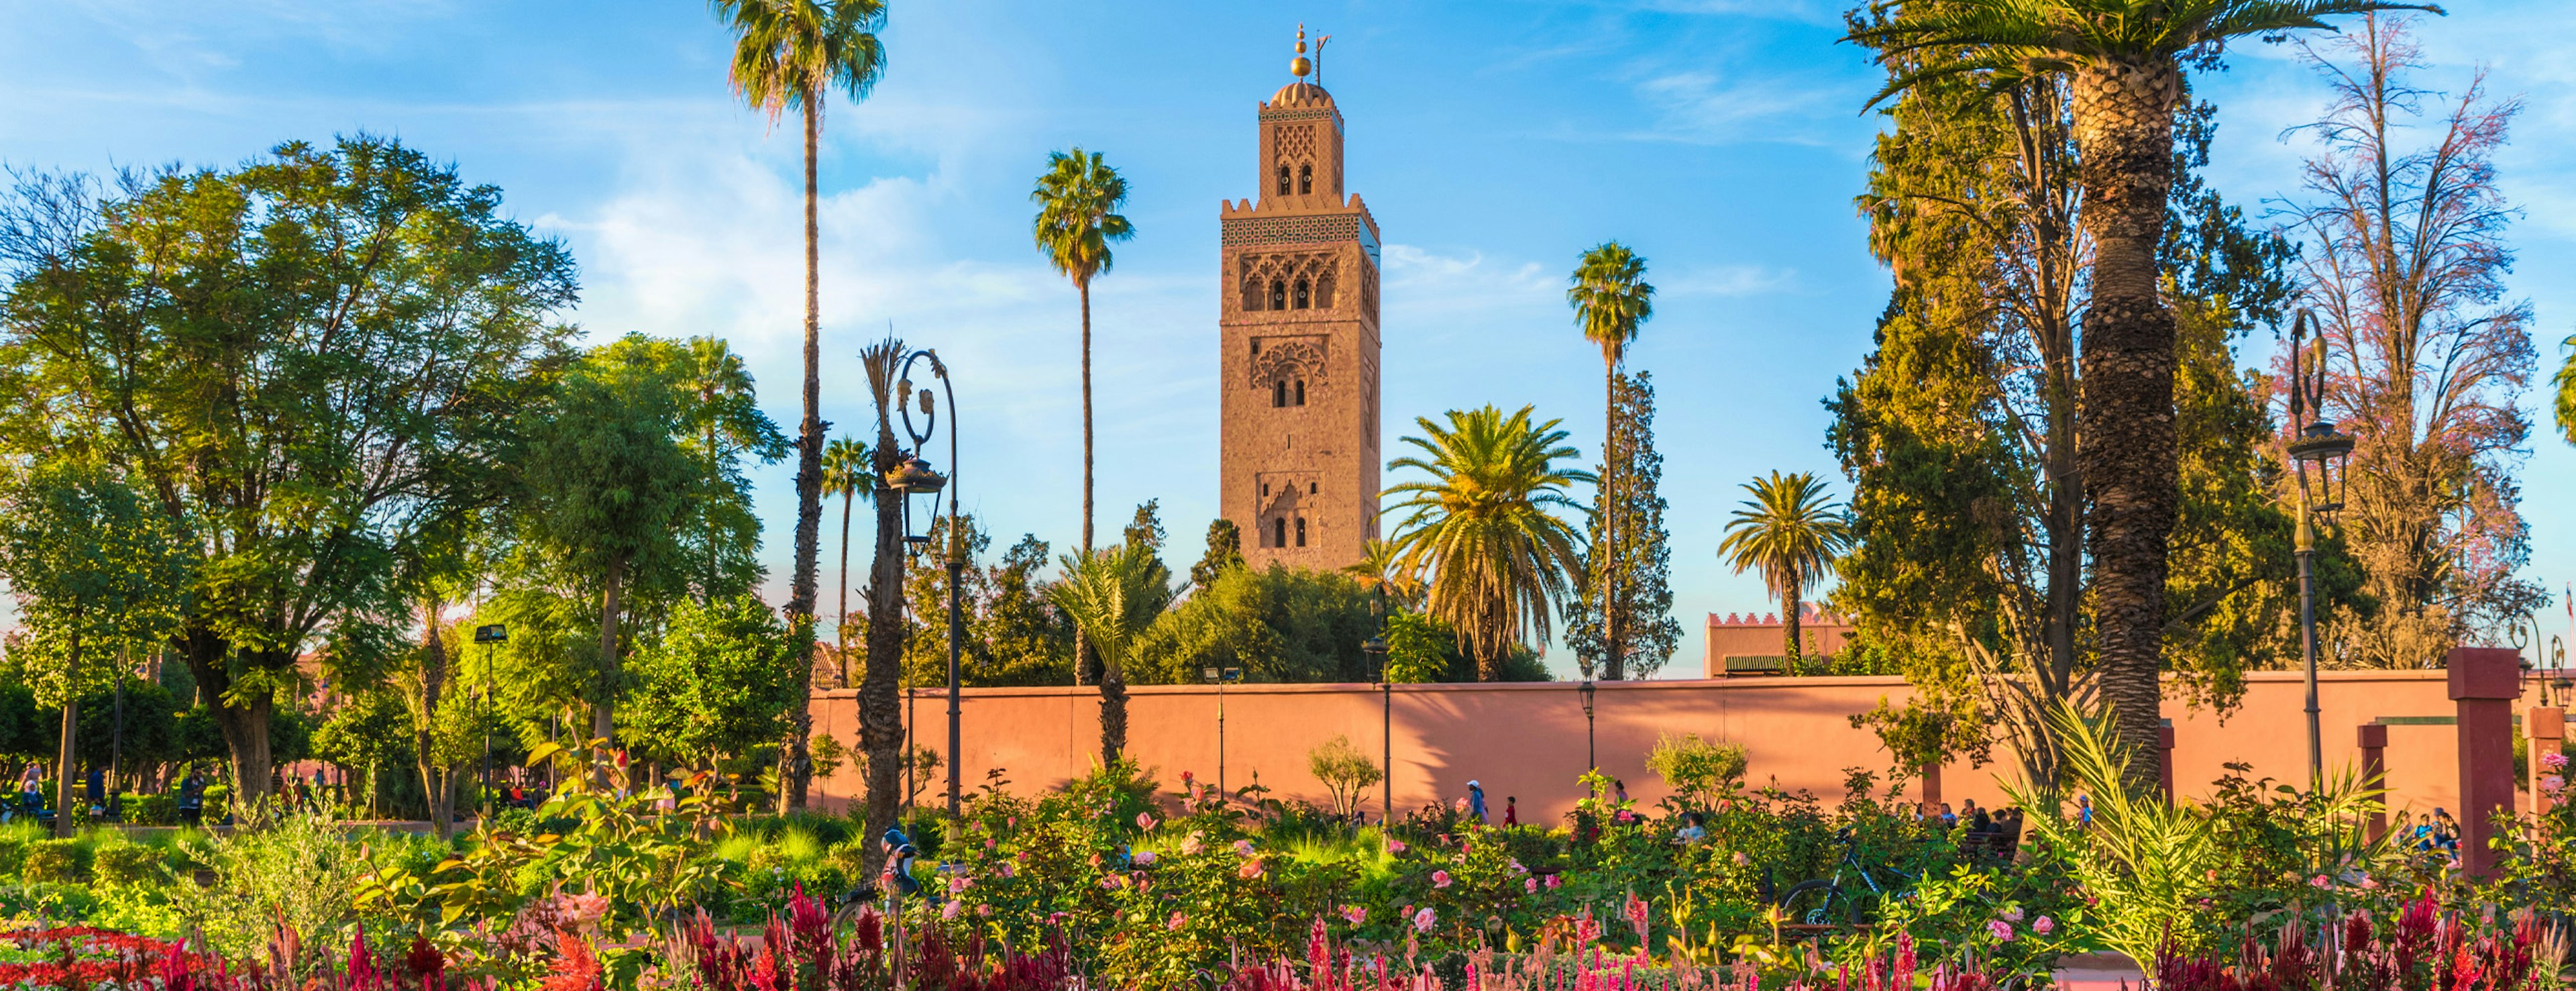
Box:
[1291,24,1311,78]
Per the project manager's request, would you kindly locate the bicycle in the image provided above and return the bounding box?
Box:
[1774,827,1911,929]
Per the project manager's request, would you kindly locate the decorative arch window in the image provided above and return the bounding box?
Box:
[1298,163,1313,195]
[1294,517,1307,546]
[1276,164,1291,196]
[1308,481,1318,494]
[1269,280,1287,311]
[1293,279,1310,309]
[1273,380,1288,408]
[1293,379,1305,406]
[1272,518,1288,548]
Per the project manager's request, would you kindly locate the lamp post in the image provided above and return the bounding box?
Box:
[1202,667,1242,796]
[472,623,507,819]
[1364,585,1390,824]
[1578,680,1598,772]
[2285,311,2355,790]
[885,348,964,816]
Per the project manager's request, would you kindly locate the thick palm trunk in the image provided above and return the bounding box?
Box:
[417,596,455,839]
[2072,60,2182,796]
[53,625,76,838]
[1782,587,1803,664]
[594,553,627,743]
[783,94,826,811]
[1098,662,1128,768]
[859,452,908,878]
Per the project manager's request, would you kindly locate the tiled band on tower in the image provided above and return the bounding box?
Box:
[1219,30,1382,572]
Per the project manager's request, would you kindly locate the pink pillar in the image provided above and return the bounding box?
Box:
[2528,707,2565,817]
[2449,647,2520,878]
[2357,723,2388,841]
[2157,725,2176,802]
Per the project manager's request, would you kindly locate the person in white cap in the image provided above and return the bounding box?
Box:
[1466,780,1488,823]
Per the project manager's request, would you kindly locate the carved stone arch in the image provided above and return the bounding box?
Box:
[1249,338,1327,401]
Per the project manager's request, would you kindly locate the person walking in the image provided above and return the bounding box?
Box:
[1503,796,1518,827]
[1466,780,1489,823]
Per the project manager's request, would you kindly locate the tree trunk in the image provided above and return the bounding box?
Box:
[1074,278,1096,688]
[417,596,454,839]
[2072,59,2182,796]
[859,453,908,878]
[1098,660,1128,768]
[1601,357,1625,682]
[782,88,826,813]
[838,490,855,686]
[53,625,77,838]
[179,625,276,811]
[594,553,627,743]
[1782,585,1803,664]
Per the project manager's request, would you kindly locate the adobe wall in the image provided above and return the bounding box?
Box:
[806,671,2539,827]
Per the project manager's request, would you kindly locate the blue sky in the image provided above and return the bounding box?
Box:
[3,1,2572,676]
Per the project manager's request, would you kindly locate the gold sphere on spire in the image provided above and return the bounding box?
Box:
[1291,23,1311,77]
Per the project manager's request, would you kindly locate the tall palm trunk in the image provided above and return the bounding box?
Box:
[2071,59,2182,796]
[837,488,855,686]
[594,554,627,743]
[418,596,457,839]
[783,90,826,811]
[1599,358,1625,682]
[53,621,77,839]
[860,450,906,877]
[1782,582,1803,664]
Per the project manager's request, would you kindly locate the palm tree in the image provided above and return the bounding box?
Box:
[680,336,769,603]
[822,435,871,684]
[712,0,888,810]
[1846,0,2426,788]
[1342,538,1425,607]
[1567,242,1654,681]
[1715,471,1852,665]
[1030,148,1136,561]
[1383,406,1592,681]
[1046,542,1176,766]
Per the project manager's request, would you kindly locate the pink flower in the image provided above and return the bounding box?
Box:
[1341,905,1367,925]
[978,904,992,917]
[1624,894,1648,929]
[1544,874,1562,890]
[2001,907,2023,922]
[949,876,971,894]
[1138,813,1157,831]
[2360,876,2380,890]
[1525,878,1539,894]
[1181,834,1205,855]
[1182,770,1196,782]
[1432,870,1453,889]
[942,900,963,921]
[1614,810,1637,825]
[2310,874,2332,890]
[2542,751,2569,770]
[2032,917,2054,936]
[2543,774,2566,794]
[1100,876,1124,890]
[1238,858,1266,879]
[1454,798,1469,814]
[1167,912,1189,931]
[1987,921,2015,942]
[1132,851,1157,866]
[1731,851,1749,867]
[1508,859,1527,874]
[1233,839,1256,857]
[1387,839,1407,854]
[997,862,1016,878]
[1411,907,1436,933]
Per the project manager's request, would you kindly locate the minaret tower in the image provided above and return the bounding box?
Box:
[1220,25,1383,572]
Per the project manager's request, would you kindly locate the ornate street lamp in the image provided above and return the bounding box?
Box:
[472,623,507,820]
[2286,311,2355,789]
[1578,679,1598,772]
[884,349,964,816]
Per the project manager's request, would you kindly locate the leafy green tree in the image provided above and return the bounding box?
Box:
[1383,405,1591,681]
[310,689,410,818]
[1030,148,1136,560]
[625,594,797,772]
[1716,472,1852,664]
[519,338,696,745]
[1567,242,1656,680]
[0,461,193,833]
[1566,372,1682,680]
[0,137,578,803]
[712,0,888,810]
[981,535,1075,686]
[667,336,790,603]
[1849,0,2429,791]
[1131,564,1378,684]
[1048,542,1177,764]
[1189,519,1245,594]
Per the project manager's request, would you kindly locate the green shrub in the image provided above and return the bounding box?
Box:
[22,839,89,882]
[1648,731,1748,807]
[124,792,178,826]
[93,842,167,887]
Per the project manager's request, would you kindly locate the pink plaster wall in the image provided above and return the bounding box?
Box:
[806,670,2540,825]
